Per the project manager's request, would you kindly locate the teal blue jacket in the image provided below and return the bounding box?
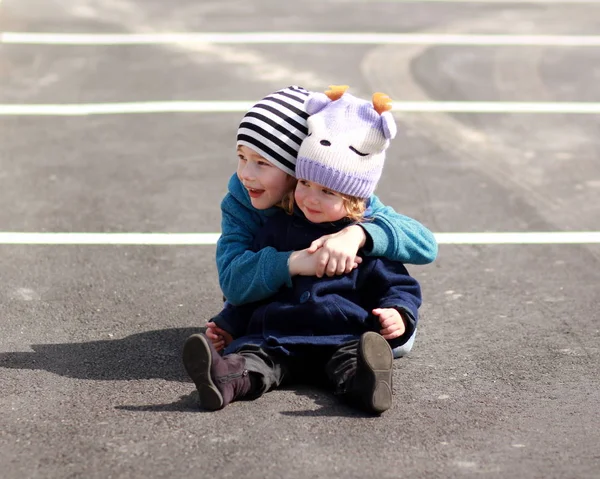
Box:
[217,174,437,305]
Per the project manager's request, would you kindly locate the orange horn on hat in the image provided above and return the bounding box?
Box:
[372,92,393,115]
[325,85,349,101]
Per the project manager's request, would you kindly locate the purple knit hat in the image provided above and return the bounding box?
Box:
[296,86,397,199]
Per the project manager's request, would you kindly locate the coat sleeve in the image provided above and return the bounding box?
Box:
[216,183,292,306]
[360,194,438,265]
[211,302,255,339]
[361,258,423,349]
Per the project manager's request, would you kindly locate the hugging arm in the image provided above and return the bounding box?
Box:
[216,193,293,305]
[360,195,438,265]
[305,195,437,277]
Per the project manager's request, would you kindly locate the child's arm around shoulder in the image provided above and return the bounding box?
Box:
[362,194,438,265]
[216,174,293,305]
[305,195,437,277]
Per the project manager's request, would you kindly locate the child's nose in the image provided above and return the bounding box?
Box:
[240,164,255,180]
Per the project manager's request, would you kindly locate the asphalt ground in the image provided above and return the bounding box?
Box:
[1,1,599,478]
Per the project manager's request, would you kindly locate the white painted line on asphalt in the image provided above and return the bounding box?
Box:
[392,102,600,113]
[2,32,600,46]
[0,233,223,245]
[372,0,600,3]
[1,232,599,245]
[3,101,600,116]
[0,102,254,115]
[434,232,600,244]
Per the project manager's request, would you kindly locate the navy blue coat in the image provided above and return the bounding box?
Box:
[214,208,422,356]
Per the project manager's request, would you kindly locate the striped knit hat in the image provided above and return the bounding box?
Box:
[236,86,310,176]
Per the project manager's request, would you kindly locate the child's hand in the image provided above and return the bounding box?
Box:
[306,225,365,277]
[373,308,406,340]
[289,247,361,277]
[288,248,321,276]
[205,321,233,352]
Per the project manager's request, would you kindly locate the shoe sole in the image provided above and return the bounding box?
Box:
[358,332,393,414]
[182,334,224,410]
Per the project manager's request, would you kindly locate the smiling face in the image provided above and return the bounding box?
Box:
[236,145,296,210]
[294,179,348,223]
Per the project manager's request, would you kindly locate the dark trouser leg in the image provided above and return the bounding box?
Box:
[325,339,360,395]
[234,344,291,398]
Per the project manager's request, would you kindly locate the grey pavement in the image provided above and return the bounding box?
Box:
[1,1,599,478]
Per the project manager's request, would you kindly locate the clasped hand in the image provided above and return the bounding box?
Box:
[289,225,366,278]
[205,322,233,352]
[373,308,406,340]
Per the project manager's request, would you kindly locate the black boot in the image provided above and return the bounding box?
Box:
[349,332,394,414]
[182,334,251,410]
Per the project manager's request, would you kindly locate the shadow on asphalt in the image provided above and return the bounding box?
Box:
[116,388,368,418]
[0,327,203,382]
[115,393,204,413]
[278,386,376,418]
[3,328,382,418]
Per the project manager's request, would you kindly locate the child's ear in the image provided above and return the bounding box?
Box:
[380,111,397,140]
[305,92,332,115]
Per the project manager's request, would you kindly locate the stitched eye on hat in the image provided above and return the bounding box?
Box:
[349,146,368,157]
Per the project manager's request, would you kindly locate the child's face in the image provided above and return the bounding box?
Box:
[236,146,296,210]
[294,179,347,223]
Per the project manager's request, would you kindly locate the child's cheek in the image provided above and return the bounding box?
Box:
[294,187,305,205]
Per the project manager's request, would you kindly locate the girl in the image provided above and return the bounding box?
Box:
[216,86,436,307]
[184,87,422,414]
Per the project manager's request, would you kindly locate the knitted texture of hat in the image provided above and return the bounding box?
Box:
[296,86,397,199]
[237,86,310,176]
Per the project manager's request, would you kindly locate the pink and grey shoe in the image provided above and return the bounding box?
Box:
[182,334,251,410]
